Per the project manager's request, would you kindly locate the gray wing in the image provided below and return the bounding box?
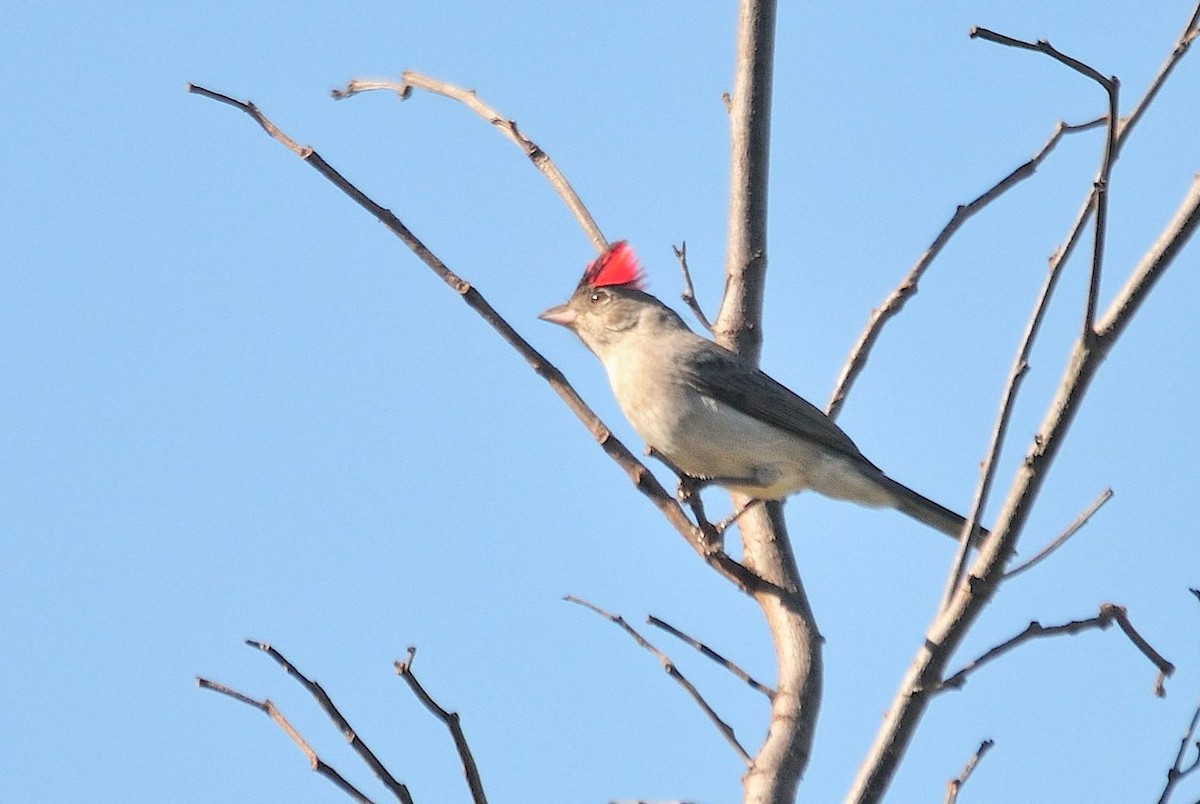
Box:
[679,343,878,468]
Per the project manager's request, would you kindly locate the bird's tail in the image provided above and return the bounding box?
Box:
[880,474,989,544]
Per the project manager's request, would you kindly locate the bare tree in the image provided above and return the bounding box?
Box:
[191,2,1200,802]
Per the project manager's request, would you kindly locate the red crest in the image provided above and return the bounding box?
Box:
[581,241,644,289]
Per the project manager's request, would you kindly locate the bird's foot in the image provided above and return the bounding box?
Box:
[675,474,712,505]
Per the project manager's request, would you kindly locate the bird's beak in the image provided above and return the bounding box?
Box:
[538,303,576,327]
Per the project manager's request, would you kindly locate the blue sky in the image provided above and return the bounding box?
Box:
[3,2,1199,802]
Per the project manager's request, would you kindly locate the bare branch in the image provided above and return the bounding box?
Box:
[393,647,488,804]
[332,72,607,254]
[716,0,775,358]
[245,641,413,803]
[186,82,782,601]
[944,739,994,804]
[672,242,714,333]
[1120,5,1200,141]
[1111,610,1176,697]
[1005,488,1113,580]
[1095,173,1200,340]
[713,3,825,802]
[936,603,1174,695]
[565,596,753,765]
[196,677,382,804]
[1157,698,1200,804]
[186,83,308,158]
[1086,80,1120,336]
[969,28,1113,87]
[646,614,775,699]
[826,115,1101,419]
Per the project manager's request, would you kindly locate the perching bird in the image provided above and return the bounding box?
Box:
[539,241,986,543]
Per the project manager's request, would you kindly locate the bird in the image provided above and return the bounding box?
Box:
[539,240,986,543]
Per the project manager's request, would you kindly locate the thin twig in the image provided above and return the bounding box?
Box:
[196,677,381,804]
[244,641,413,803]
[1157,698,1200,804]
[1111,609,1176,697]
[1120,5,1200,142]
[186,82,784,603]
[186,83,309,157]
[395,646,488,804]
[332,73,607,254]
[826,115,1101,419]
[970,27,1121,338]
[969,28,1112,86]
[935,206,1067,612]
[565,596,753,765]
[1005,488,1113,580]
[672,242,714,332]
[944,738,994,804]
[936,603,1174,695]
[1086,78,1120,336]
[646,614,775,699]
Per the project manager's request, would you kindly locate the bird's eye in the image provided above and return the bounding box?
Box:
[589,290,607,304]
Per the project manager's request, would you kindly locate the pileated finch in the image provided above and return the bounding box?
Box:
[539,241,987,543]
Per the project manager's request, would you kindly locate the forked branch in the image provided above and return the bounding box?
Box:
[647,614,775,699]
[969,27,1120,336]
[936,603,1174,697]
[566,596,753,765]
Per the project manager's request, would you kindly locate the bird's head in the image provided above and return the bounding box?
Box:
[540,241,682,357]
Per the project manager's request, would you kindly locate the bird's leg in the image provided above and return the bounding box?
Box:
[713,499,765,535]
[675,475,725,550]
[643,448,726,551]
[643,446,691,492]
[644,446,709,503]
